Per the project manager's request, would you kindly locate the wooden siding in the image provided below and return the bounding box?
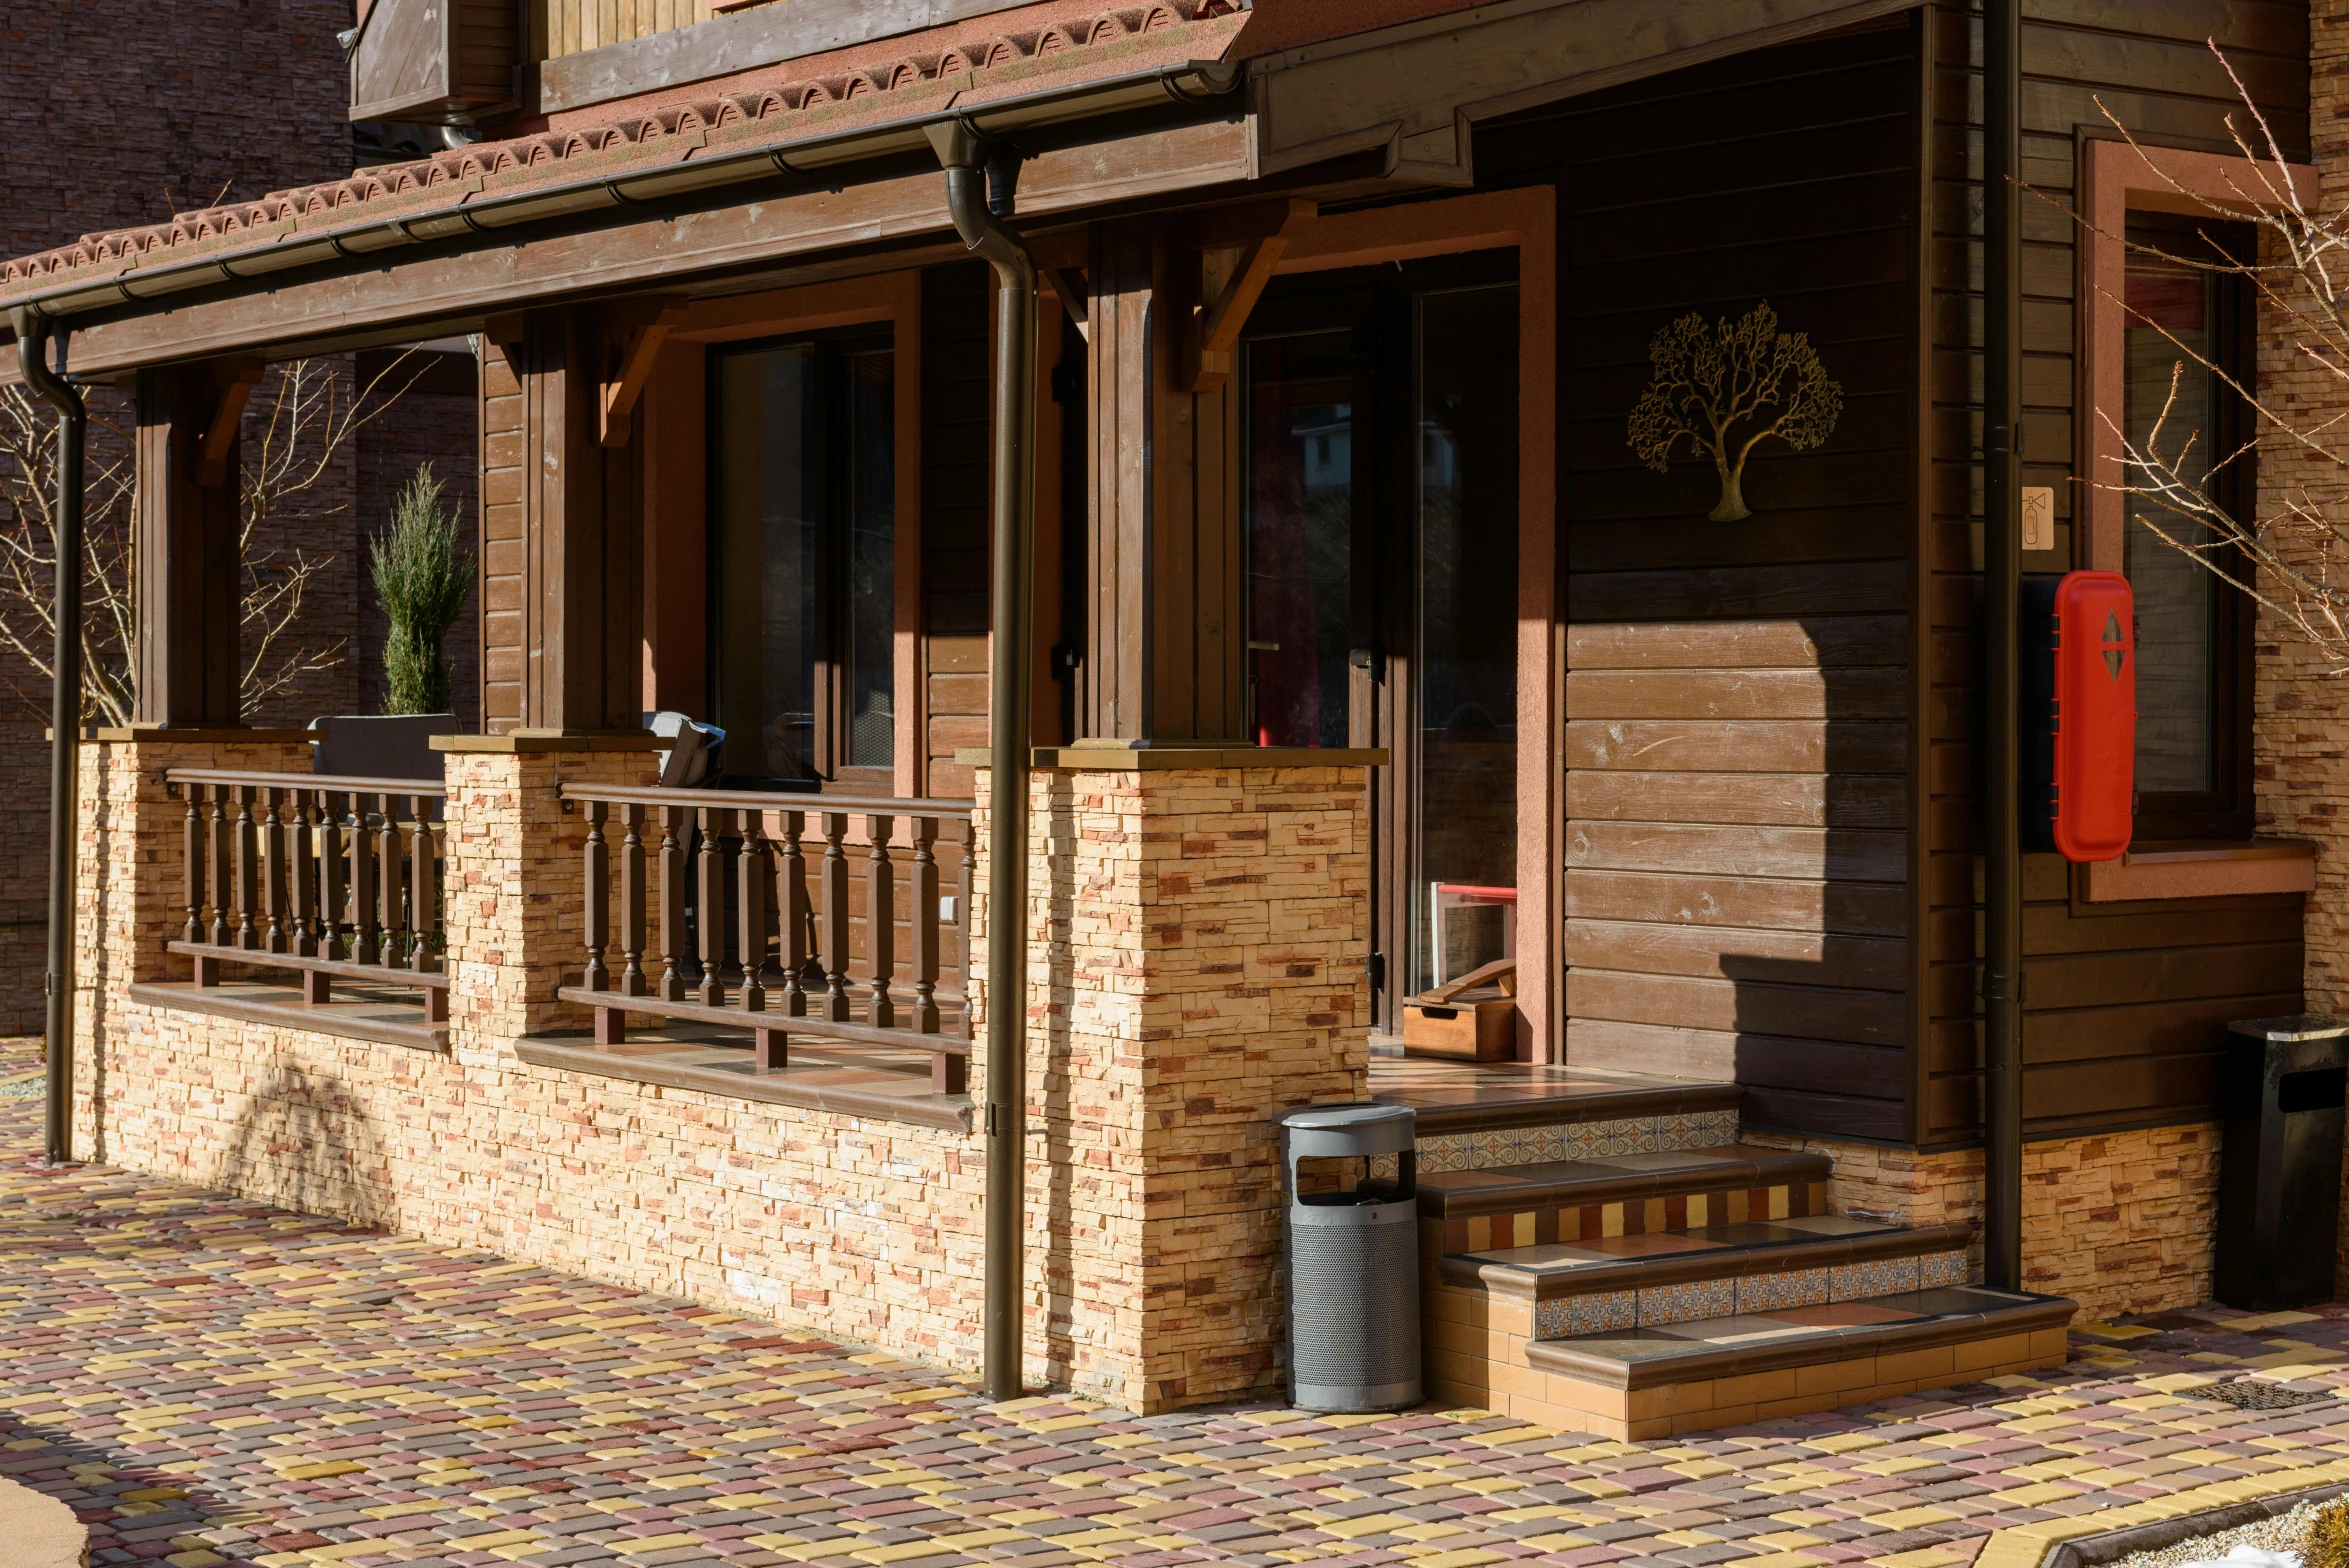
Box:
[1920,0,2309,1144]
[1484,21,1923,1141]
[480,334,525,734]
[923,263,992,799]
[533,0,725,63]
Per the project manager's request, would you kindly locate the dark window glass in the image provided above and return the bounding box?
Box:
[1413,284,1519,994]
[712,333,896,784]
[1244,331,1355,748]
[2122,219,2253,838]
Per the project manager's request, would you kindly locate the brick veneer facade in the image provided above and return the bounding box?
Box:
[71,742,1371,1410]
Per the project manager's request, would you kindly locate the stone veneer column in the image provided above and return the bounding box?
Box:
[969,745,1376,1412]
[75,728,320,1154]
[435,737,661,1048]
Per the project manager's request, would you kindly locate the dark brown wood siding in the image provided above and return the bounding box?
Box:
[923,262,992,798]
[1921,0,2309,1144]
[480,333,524,733]
[1484,20,1924,1141]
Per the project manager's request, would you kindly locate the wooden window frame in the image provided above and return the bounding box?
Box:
[1272,188,1560,1060]
[2075,137,2316,902]
[643,275,925,799]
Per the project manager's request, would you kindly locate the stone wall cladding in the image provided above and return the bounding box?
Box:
[1745,1124,2217,1322]
[970,763,1372,1411]
[75,745,1369,1410]
[2256,1,2349,1290]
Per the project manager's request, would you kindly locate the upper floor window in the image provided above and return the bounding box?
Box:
[710,330,896,788]
[2121,215,2255,841]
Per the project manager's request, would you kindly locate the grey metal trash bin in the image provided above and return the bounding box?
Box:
[2216,1014,2349,1311]
[1280,1102,1421,1413]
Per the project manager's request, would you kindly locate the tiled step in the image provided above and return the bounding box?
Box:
[1420,1145,1830,1254]
[1436,1217,1976,1337]
[1430,1281,2076,1439]
[1372,1061,1742,1173]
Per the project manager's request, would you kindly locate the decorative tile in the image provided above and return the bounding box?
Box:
[1416,1133,1473,1173]
[1539,1288,1640,1338]
[1736,1266,1832,1314]
[1637,1277,1737,1327]
[1919,1247,1972,1288]
[1828,1255,1921,1302]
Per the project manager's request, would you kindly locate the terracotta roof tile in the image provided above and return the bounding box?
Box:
[0,0,1241,305]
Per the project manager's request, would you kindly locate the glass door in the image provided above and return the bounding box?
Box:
[1243,255,1520,1032]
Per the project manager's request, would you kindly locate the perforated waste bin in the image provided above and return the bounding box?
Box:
[2215,1015,2349,1311]
[1280,1102,1421,1413]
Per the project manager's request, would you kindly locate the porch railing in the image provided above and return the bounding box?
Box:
[555,783,975,1093]
[165,769,449,1021]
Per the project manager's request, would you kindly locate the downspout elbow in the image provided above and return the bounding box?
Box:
[929,124,1035,288]
[10,311,84,425]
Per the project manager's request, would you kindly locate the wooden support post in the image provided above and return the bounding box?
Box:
[134,361,247,726]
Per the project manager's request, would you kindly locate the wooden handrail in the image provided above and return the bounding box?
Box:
[557,781,976,1093]
[168,767,448,797]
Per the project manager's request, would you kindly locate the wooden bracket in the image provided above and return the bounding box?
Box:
[1183,198,1313,392]
[1042,267,1090,339]
[599,299,686,448]
[197,360,265,487]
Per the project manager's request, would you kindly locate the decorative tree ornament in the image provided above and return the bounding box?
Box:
[1627,301,1843,522]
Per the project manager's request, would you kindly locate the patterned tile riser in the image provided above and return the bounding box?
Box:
[1437,1179,1827,1253]
[1530,1246,1973,1337]
[1413,1107,1739,1173]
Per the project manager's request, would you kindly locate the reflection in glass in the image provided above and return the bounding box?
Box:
[1414,286,1520,996]
[1245,331,1354,749]
[713,338,895,782]
[2123,232,2221,795]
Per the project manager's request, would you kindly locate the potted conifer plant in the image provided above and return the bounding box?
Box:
[372,462,474,715]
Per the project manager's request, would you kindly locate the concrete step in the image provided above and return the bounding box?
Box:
[1371,1060,1742,1173]
[1419,1144,1831,1254]
[1435,1216,1975,1337]
[1431,1282,2076,1439]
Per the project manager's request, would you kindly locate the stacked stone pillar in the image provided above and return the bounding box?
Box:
[970,746,1376,1412]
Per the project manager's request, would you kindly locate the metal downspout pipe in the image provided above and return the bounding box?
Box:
[1982,0,2025,1290]
[10,311,84,1167]
[928,120,1038,1402]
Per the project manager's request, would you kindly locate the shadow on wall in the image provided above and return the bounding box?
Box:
[215,1066,398,1232]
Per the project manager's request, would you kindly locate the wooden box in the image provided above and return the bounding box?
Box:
[1403,991,1516,1062]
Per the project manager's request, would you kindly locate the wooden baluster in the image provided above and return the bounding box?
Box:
[866,814,895,1029]
[207,786,232,946]
[778,810,808,1018]
[583,799,610,992]
[181,784,203,945]
[619,802,648,997]
[289,789,317,958]
[259,787,287,953]
[695,804,725,1006]
[350,795,378,966]
[955,824,975,1032]
[409,794,438,975]
[656,804,685,1001]
[910,816,940,1035]
[379,794,407,967]
[233,787,259,950]
[820,811,851,1022]
[318,793,347,965]
[737,808,766,1013]
[932,1048,967,1096]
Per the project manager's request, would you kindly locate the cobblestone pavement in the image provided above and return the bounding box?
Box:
[8,1039,2349,1568]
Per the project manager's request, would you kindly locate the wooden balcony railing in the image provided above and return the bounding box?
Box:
[556,783,975,1093]
[166,770,449,1021]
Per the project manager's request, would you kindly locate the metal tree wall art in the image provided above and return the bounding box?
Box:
[1627,301,1843,522]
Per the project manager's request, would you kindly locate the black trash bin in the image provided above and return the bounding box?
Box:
[2215,1014,2349,1311]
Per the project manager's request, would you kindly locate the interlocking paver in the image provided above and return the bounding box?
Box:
[5,1039,2349,1568]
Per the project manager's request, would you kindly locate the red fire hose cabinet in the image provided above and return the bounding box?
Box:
[2023,569,2136,863]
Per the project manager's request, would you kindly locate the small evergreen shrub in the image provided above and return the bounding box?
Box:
[2304,1499,2349,1568]
[371,462,474,715]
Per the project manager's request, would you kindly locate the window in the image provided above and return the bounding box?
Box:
[710,330,896,787]
[2121,216,2254,840]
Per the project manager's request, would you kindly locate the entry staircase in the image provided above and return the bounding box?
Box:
[1376,1065,2076,1438]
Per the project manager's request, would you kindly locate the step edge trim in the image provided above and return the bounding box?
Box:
[1419,1149,1834,1219]
[1441,1222,1978,1300]
[1523,1294,2079,1390]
